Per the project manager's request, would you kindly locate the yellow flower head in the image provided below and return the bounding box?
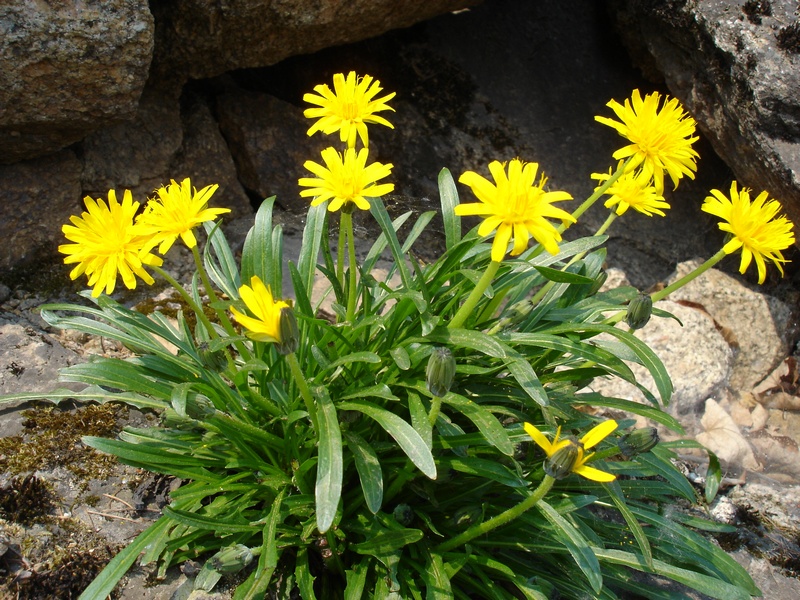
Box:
[299,147,394,212]
[523,420,617,482]
[702,181,795,284]
[455,159,575,261]
[230,276,291,343]
[591,165,670,217]
[595,90,699,193]
[303,71,396,149]
[59,190,163,298]
[137,178,230,254]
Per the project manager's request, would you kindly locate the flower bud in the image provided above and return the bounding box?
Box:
[618,427,659,459]
[198,341,227,372]
[393,503,414,526]
[210,544,253,574]
[185,394,216,420]
[277,306,299,355]
[426,347,455,397]
[543,439,581,480]
[625,292,653,330]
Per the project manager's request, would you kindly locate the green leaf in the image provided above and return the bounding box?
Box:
[78,516,172,600]
[593,548,755,600]
[538,500,602,593]
[323,351,382,373]
[295,549,317,600]
[390,346,411,370]
[438,168,461,249]
[437,456,526,488]
[344,431,383,514]
[505,356,549,408]
[369,195,413,290]
[363,211,413,276]
[297,203,327,307]
[344,559,370,600]
[339,399,436,479]
[341,383,399,402]
[705,450,722,503]
[401,211,437,254]
[637,447,697,502]
[0,385,168,410]
[441,393,514,455]
[315,386,343,533]
[422,550,453,599]
[602,480,652,568]
[352,528,424,555]
[534,265,594,284]
[407,392,432,450]
[163,506,255,533]
[203,220,241,299]
[571,393,684,433]
[241,196,277,292]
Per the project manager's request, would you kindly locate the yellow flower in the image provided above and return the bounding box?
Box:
[299,147,394,212]
[59,190,163,298]
[455,159,574,261]
[702,181,795,284]
[591,165,670,217]
[230,276,290,343]
[595,90,699,193]
[303,71,396,148]
[137,178,230,254]
[523,420,617,482]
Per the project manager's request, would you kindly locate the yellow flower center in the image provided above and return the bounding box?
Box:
[340,101,360,121]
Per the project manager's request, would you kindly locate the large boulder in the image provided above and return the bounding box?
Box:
[608,0,800,242]
[0,0,154,163]
[149,0,481,82]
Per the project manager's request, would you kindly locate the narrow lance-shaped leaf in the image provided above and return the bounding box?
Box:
[314,386,343,533]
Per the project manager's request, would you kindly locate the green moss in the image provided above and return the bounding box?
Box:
[0,474,55,525]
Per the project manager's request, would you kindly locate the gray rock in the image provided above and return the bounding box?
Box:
[0,150,82,271]
[0,0,154,163]
[608,0,800,239]
[149,0,480,82]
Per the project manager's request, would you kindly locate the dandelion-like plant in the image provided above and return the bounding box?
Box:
[298,147,394,213]
[456,159,574,261]
[303,71,396,149]
[524,420,618,482]
[702,181,796,283]
[59,190,162,297]
[231,275,290,344]
[595,89,699,193]
[137,178,230,255]
[592,165,670,218]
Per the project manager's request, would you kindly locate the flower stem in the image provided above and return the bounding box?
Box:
[152,266,219,341]
[341,211,358,322]
[560,158,630,233]
[287,352,318,432]
[435,475,555,552]
[594,212,618,237]
[191,245,252,362]
[337,214,346,290]
[449,260,501,329]
[650,249,727,303]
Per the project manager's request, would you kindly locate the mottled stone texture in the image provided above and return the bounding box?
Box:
[608,0,800,244]
[150,0,480,81]
[0,0,155,163]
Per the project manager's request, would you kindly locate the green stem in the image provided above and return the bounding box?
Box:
[190,245,252,363]
[650,249,727,303]
[594,212,618,237]
[152,266,219,341]
[449,260,501,329]
[559,158,630,233]
[436,475,555,553]
[341,211,358,322]
[287,352,318,432]
[337,214,346,290]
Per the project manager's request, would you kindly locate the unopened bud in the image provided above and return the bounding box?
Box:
[277,306,299,355]
[185,394,216,420]
[544,439,581,480]
[618,427,659,459]
[198,341,227,372]
[393,503,414,526]
[426,347,455,397]
[210,544,253,574]
[625,293,653,330]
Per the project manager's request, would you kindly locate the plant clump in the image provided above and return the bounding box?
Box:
[777,21,800,54]
[0,475,55,526]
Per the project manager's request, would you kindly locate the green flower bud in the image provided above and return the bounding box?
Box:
[210,544,253,574]
[625,292,653,330]
[426,347,455,397]
[277,306,299,355]
[185,394,216,420]
[393,503,414,526]
[197,341,227,372]
[543,439,581,480]
[452,504,483,529]
[618,427,659,459]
